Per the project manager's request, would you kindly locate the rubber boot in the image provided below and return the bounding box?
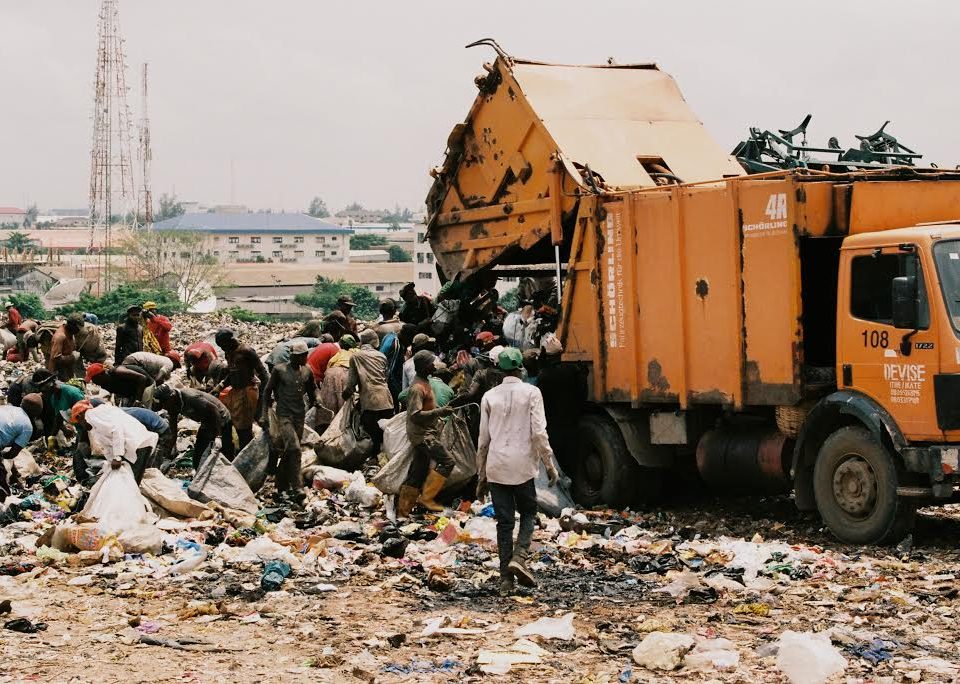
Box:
[499,574,515,597]
[397,485,420,517]
[508,550,537,588]
[418,470,448,512]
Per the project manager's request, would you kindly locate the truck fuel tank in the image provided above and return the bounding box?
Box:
[696,429,793,494]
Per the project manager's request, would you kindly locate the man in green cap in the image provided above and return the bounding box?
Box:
[476,346,559,596]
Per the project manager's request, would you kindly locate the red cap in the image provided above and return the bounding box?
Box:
[475,331,496,344]
[84,363,105,383]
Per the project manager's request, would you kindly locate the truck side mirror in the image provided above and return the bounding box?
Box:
[892,275,918,329]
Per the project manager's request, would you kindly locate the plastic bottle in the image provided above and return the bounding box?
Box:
[261,560,292,591]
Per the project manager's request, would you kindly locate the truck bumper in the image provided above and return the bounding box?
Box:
[900,445,960,498]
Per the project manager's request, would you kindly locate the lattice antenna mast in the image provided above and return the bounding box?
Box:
[88,0,138,293]
[139,62,153,227]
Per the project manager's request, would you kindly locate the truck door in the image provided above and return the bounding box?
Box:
[838,245,941,440]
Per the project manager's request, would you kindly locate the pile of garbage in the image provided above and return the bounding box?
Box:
[2,316,960,682]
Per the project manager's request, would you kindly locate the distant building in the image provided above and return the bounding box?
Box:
[0,207,26,227]
[218,263,412,301]
[154,212,352,266]
[413,224,439,296]
[349,249,390,263]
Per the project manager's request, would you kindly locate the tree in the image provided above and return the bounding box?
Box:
[56,283,184,322]
[9,293,47,320]
[307,197,330,218]
[121,229,226,307]
[343,202,364,213]
[294,276,380,320]
[387,245,412,262]
[350,233,388,250]
[23,205,38,229]
[4,231,37,253]
[156,193,185,222]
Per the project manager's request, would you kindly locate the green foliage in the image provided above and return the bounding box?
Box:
[294,276,380,320]
[9,293,47,320]
[343,202,364,213]
[56,283,185,323]
[222,306,271,323]
[4,231,38,253]
[387,245,412,262]
[350,233,388,250]
[499,287,519,312]
[307,197,330,218]
[156,193,185,222]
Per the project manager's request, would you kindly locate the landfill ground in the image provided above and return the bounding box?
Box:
[2,318,960,683]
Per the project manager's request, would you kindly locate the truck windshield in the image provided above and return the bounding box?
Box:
[934,240,960,335]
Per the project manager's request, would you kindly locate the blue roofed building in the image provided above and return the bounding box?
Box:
[154,211,353,265]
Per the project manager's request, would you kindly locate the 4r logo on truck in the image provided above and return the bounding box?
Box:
[743,192,788,238]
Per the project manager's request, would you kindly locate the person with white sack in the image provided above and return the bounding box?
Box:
[70,400,159,484]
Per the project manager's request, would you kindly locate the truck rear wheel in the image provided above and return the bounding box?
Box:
[573,414,658,508]
[813,425,915,544]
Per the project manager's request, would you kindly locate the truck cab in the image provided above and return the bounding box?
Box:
[810,224,960,541]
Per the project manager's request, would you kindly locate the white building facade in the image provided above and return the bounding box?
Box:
[154,212,352,266]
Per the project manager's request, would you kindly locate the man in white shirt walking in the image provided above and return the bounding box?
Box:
[476,346,558,596]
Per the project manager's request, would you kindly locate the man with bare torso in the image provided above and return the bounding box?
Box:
[213,328,269,457]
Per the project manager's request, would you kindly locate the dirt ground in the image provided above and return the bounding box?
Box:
[2,318,960,683]
[4,494,960,683]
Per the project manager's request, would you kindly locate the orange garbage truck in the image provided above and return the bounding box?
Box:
[425,46,960,543]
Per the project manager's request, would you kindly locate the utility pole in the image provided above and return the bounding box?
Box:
[139,62,153,227]
[89,0,137,294]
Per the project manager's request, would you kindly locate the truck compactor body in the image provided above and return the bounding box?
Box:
[426,51,960,543]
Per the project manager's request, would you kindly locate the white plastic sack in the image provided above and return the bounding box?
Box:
[372,411,477,495]
[188,453,260,514]
[0,328,15,352]
[139,468,212,519]
[535,454,575,517]
[312,465,353,491]
[83,462,158,531]
[12,448,42,479]
[301,425,320,447]
[82,461,163,554]
[370,413,412,495]
[232,431,271,493]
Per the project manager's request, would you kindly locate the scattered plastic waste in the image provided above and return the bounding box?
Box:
[514,612,576,641]
[775,631,846,684]
[261,560,292,591]
[632,632,696,670]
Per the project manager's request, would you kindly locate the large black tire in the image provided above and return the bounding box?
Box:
[573,414,659,508]
[813,425,916,545]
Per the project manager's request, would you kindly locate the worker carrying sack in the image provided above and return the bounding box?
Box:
[316,399,373,471]
[372,410,477,495]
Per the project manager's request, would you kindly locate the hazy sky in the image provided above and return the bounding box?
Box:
[2,1,959,214]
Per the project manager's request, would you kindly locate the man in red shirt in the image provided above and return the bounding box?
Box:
[3,302,22,334]
[306,334,340,385]
[141,301,172,354]
[184,341,218,385]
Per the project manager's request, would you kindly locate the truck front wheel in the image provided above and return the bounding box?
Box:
[573,414,659,508]
[813,425,915,544]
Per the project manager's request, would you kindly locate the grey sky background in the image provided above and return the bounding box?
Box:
[2,1,958,213]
